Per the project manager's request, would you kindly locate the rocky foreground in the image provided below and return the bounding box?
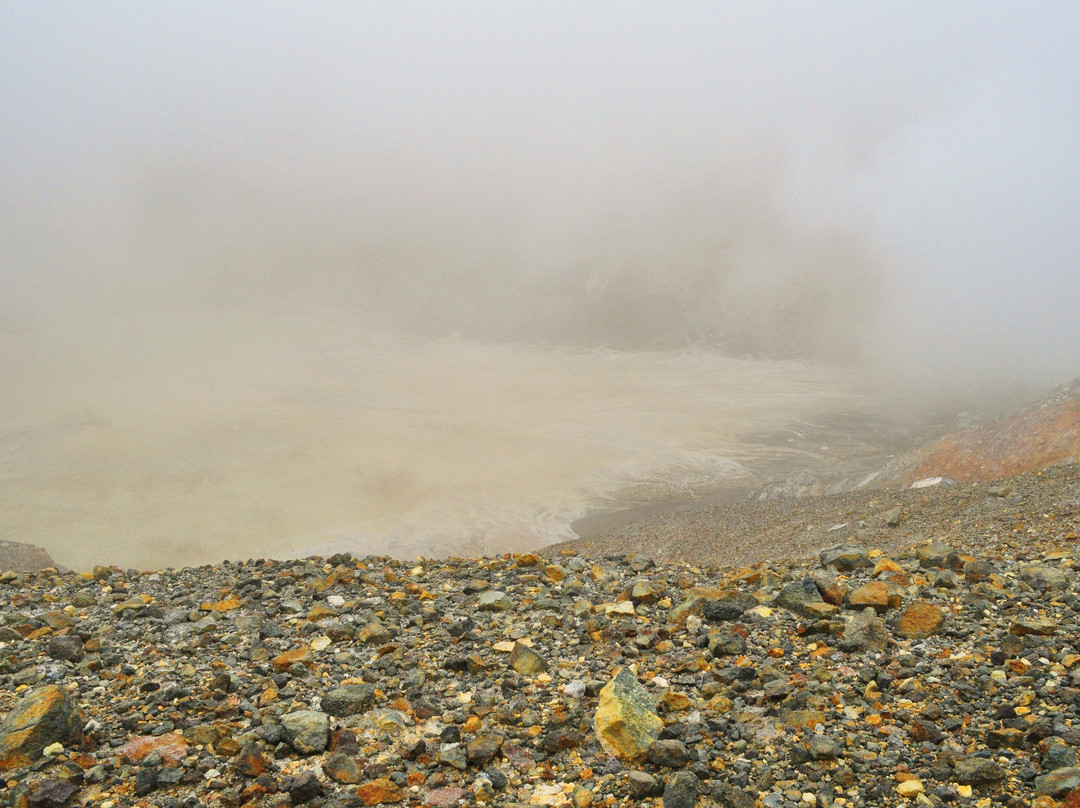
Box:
[2,486,1080,808]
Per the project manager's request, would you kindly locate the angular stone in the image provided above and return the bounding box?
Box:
[660,691,692,712]
[28,777,79,807]
[134,767,157,796]
[987,728,1026,749]
[323,751,363,784]
[120,734,189,765]
[594,667,663,763]
[1011,619,1058,637]
[669,588,750,624]
[842,608,889,651]
[271,646,312,673]
[872,557,905,576]
[964,559,997,583]
[628,771,663,798]
[45,636,83,663]
[775,578,824,617]
[708,629,746,657]
[1020,565,1070,591]
[809,735,843,760]
[540,729,583,753]
[357,622,392,644]
[323,685,376,717]
[700,592,757,622]
[286,770,324,804]
[779,709,827,730]
[819,544,871,571]
[809,570,843,605]
[200,598,242,612]
[466,733,504,765]
[1036,767,1080,797]
[663,770,698,808]
[917,542,956,569]
[954,756,1004,784]
[630,580,661,603]
[234,740,269,778]
[648,739,689,768]
[896,780,924,797]
[509,642,548,674]
[897,602,946,639]
[477,591,513,611]
[0,685,83,771]
[846,581,900,612]
[281,710,329,754]
[437,744,468,770]
[543,564,566,583]
[908,719,943,743]
[884,507,902,526]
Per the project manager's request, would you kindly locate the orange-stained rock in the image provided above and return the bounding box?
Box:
[271,646,313,673]
[200,598,242,612]
[847,581,901,612]
[121,733,189,765]
[307,603,339,621]
[660,691,692,712]
[873,558,905,576]
[877,377,1080,486]
[356,778,405,805]
[897,602,947,639]
[543,565,565,583]
[0,685,83,771]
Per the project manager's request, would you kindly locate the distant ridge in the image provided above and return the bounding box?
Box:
[875,376,1080,487]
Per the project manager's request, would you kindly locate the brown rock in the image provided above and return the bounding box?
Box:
[543,565,566,583]
[356,778,405,805]
[323,751,363,784]
[121,734,189,765]
[0,685,83,771]
[897,602,947,639]
[847,581,900,612]
[271,646,313,673]
[307,603,339,621]
[234,740,270,778]
[873,558,905,576]
[659,691,692,712]
[509,642,548,675]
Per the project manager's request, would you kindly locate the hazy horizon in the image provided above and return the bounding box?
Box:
[2,4,1078,567]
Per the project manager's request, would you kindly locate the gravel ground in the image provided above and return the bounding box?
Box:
[1,463,1080,808]
[547,462,1080,570]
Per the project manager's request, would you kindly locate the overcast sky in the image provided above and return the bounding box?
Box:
[2,3,1078,395]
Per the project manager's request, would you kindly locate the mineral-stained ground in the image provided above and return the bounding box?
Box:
[2,462,1080,807]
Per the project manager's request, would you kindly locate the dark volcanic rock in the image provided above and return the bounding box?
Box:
[323,684,376,717]
[775,577,825,617]
[663,770,699,808]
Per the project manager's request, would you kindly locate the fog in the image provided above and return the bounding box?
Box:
[2,4,1078,568]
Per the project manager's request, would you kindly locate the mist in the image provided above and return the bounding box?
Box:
[2,4,1079,568]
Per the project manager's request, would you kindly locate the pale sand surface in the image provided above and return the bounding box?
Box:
[1,310,892,571]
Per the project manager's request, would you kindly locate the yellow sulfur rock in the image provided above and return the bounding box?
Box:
[897,780,924,797]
